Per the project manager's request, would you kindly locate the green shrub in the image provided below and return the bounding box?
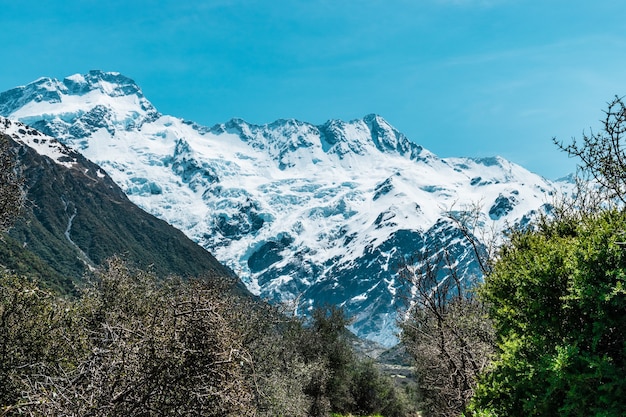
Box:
[469,210,626,416]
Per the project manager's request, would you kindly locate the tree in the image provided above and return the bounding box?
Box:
[299,304,416,417]
[350,359,411,417]
[398,206,497,417]
[0,134,24,232]
[300,305,356,416]
[468,210,626,416]
[469,97,626,415]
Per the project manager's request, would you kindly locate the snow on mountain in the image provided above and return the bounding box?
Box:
[0,71,572,346]
[0,117,80,169]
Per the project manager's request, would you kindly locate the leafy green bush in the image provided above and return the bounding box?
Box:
[0,273,78,412]
[301,305,416,417]
[469,210,626,416]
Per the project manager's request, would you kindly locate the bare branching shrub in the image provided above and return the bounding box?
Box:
[0,274,77,415]
[16,258,256,416]
[399,249,494,417]
[217,293,314,417]
[554,95,626,206]
[2,257,351,417]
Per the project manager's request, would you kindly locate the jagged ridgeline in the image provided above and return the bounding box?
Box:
[0,119,238,294]
[0,71,572,345]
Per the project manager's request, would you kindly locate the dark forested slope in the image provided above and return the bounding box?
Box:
[2,130,237,294]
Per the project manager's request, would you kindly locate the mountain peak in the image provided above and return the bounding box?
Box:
[317,114,431,162]
[362,113,384,124]
[0,71,147,115]
[1,71,160,142]
[62,70,144,98]
[361,114,426,157]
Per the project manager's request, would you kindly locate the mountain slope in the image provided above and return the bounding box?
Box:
[0,71,570,345]
[0,116,237,293]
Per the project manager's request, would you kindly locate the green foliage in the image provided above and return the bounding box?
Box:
[0,135,24,232]
[469,209,626,416]
[304,305,357,415]
[301,305,416,417]
[468,97,626,416]
[350,360,412,417]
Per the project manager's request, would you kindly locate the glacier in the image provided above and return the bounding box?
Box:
[0,70,573,346]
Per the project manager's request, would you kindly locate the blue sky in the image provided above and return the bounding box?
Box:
[2,0,626,179]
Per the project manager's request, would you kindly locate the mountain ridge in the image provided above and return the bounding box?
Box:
[0,71,572,345]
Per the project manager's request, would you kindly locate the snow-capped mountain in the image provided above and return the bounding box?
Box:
[0,71,570,346]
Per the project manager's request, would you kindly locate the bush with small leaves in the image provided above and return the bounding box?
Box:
[0,273,79,413]
[468,210,626,416]
[0,135,24,232]
[2,258,256,416]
